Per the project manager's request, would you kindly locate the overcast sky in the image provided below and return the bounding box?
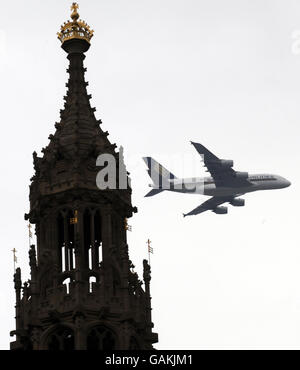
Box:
[0,0,300,350]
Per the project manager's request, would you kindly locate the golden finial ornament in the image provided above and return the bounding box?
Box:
[57,3,94,45]
[71,3,79,21]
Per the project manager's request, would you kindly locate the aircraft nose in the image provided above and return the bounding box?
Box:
[284,179,291,188]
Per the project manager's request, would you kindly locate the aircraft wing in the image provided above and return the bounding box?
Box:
[191,142,251,187]
[183,196,231,217]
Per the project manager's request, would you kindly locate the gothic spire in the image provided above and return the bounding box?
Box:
[30,3,118,202]
[11,4,157,351]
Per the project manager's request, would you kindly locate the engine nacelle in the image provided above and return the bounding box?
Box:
[213,206,228,214]
[230,198,245,207]
[219,159,234,168]
[234,171,249,179]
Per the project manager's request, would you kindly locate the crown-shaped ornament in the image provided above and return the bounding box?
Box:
[57,3,94,45]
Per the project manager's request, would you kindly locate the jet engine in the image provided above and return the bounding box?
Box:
[230,198,245,207]
[219,159,234,168]
[213,206,228,214]
[234,171,248,179]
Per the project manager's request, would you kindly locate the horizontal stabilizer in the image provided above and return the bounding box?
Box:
[145,189,164,197]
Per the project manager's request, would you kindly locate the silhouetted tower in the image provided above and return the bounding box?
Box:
[10,3,158,350]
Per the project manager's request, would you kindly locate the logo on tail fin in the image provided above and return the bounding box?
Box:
[143,157,178,196]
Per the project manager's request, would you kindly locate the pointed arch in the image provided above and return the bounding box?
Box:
[43,325,75,351]
[87,325,116,350]
[57,209,76,272]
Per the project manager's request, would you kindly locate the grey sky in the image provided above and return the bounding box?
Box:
[0,0,299,349]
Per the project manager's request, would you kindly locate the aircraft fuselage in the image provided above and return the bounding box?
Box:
[153,174,291,197]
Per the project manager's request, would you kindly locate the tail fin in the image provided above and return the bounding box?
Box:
[143,157,177,189]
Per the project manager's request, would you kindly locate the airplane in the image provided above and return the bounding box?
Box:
[143,142,291,216]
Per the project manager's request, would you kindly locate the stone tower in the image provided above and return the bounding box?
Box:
[10,3,158,350]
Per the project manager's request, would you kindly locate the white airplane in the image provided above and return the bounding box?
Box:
[143,142,291,216]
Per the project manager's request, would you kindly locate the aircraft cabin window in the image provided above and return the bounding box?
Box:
[250,176,276,181]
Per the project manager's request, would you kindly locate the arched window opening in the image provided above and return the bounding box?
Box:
[62,277,71,294]
[71,246,75,269]
[75,208,104,271]
[47,327,74,351]
[88,247,92,270]
[89,276,97,293]
[94,210,103,266]
[83,209,103,270]
[84,209,91,269]
[67,210,75,270]
[87,327,116,351]
[57,213,64,272]
[61,243,66,272]
[57,210,76,272]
